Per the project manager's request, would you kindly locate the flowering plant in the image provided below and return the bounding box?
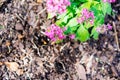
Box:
[45,0,116,42]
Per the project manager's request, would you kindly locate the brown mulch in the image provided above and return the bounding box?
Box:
[0,0,120,80]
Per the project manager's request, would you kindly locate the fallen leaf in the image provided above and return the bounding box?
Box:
[37,0,42,3]
[18,34,24,39]
[4,62,24,75]
[4,62,19,71]
[15,23,23,30]
[86,54,94,73]
[80,53,89,64]
[75,62,86,80]
[16,69,24,76]
[117,15,120,21]
[0,62,3,65]
[5,41,10,46]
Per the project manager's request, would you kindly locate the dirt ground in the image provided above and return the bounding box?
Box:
[0,0,120,80]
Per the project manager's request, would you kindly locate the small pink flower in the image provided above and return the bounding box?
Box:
[96,27,101,33]
[89,20,94,25]
[45,24,66,42]
[107,24,112,30]
[77,8,94,24]
[96,24,112,33]
[46,0,71,17]
[69,34,75,39]
[77,16,85,23]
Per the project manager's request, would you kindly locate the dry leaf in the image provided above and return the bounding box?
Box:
[6,41,10,46]
[37,0,42,3]
[16,69,24,76]
[86,54,94,73]
[80,54,89,64]
[4,62,24,75]
[118,15,120,21]
[4,62,19,71]
[75,62,86,80]
[0,62,3,65]
[0,0,5,7]
[15,23,23,30]
[18,34,24,39]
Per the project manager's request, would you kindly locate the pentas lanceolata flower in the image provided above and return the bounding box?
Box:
[45,24,66,42]
[103,0,116,3]
[46,0,70,17]
[46,0,116,43]
[77,8,94,25]
[96,24,112,33]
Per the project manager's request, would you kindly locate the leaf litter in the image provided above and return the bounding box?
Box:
[0,0,120,79]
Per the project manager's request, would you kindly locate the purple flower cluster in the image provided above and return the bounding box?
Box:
[77,8,94,25]
[46,0,70,16]
[103,0,116,3]
[96,24,112,33]
[45,24,66,42]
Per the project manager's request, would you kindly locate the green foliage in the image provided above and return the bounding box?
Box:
[101,2,112,15]
[48,0,113,42]
[76,25,90,42]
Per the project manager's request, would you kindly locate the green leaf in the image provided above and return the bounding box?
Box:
[79,2,92,10]
[64,18,79,34]
[93,32,99,40]
[55,20,65,27]
[91,27,99,40]
[84,22,92,29]
[65,25,79,34]
[78,0,88,2]
[66,18,78,27]
[57,12,67,19]
[90,4,102,16]
[56,13,74,27]
[76,25,90,42]
[94,13,104,26]
[101,2,112,15]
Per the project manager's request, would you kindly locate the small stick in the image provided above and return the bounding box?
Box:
[38,7,47,15]
[113,22,120,51]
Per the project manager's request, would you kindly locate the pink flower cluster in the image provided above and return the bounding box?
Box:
[103,0,116,3]
[77,8,94,25]
[96,24,112,33]
[46,0,70,16]
[45,24,66,42]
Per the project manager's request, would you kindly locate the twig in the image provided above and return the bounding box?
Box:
[113,22,120,51]
[15,13,25,25]
[38,7,47,15]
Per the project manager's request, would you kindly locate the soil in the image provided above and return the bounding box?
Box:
[0,0,120,80]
